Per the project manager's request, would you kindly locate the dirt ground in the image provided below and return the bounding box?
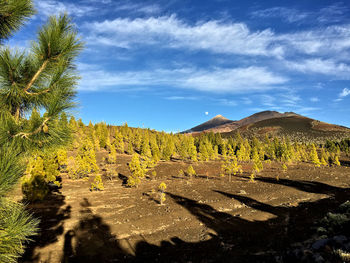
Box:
[18,153,350,263]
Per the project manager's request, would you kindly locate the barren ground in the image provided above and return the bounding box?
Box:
[17,153,350,262]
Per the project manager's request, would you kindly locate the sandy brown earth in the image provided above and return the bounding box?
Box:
[18,154,350,263]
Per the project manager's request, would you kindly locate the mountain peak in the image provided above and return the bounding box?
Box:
[212,114,228,120]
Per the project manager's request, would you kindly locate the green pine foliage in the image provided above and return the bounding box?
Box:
[90,175,104,191]
[0,0,35,41]
[309,144,321,167]
[127,154,145,187]
[158,182,166,205]
[186,165,196,179]
[22,156,48,201]
[0,2,83,260]
[107,144,117,164]
[74,139,99,178]
[221,155,242,182]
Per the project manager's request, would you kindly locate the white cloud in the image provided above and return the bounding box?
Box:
[242,97,252,105]
[284,58,350,78]
[251,7,309,23]
[84,15,283,57]
[340,88,350,98]
[278,25,350,57]
[252,3,349,25]
[78,64,287,93]
[115,3,161,14]
[310,97,319,102]
[35,0,95,18]
[260,94,275,107]
[84,15,350,68]
[183,67,287,93]
[164,96,198,100]
[216,99,237,107]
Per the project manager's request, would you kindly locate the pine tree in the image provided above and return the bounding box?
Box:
[126,141,134,155]
[252,148,263,174]
[150,135,160,163]
[43,153,60,186]
[22,156,49,201]
[199,141,209,161]
[221,155,242,182]
[186,165,196,179]
[158,182,167,205]
[56,149,68,169]
[90,175,104,191]
[114,130,125,153]
[309,144,321,167]
[127,154,145,187]
[0,4,83,261]
[188,136,198,162]
[107,144,117,164]
[75,139,99,178]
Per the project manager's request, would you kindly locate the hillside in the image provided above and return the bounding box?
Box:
[183,111,350,141]
[225,115,350,141]
[182,115,235,133]
[183,111,299,134]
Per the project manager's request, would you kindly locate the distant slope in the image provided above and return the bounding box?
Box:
[182,111,299,134]
[182,115,234,133]
[236,111,298,127]
[183,111,350,141]
[224,115,350,141]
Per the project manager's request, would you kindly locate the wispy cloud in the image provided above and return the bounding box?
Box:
[284,59,350,79]
[216,99,237,107]
[335,87,350,102]
[114,2,161,14]
[84,15,283,57]
[78,64,287,93]
[164,96,198,100]
[84,15,350,74]
[35,0,95,18]
[310,97,319,102]
[253,92,319,114]
[251,7,309,23]
[340,88,350,97]
[278,25,350,57]
[251,3,350,25]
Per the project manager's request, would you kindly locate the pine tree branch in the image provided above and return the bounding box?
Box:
[24,88,50,95]
[13,117,50,138]
[24,59,49,92]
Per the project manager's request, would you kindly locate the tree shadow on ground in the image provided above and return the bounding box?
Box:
[117,172,128,185]
[236,174,347,196]
[24,177,350,262]
[340,159,350,167]
[132,179,350,262]
[20,191,71,263]
[62,198,130,263]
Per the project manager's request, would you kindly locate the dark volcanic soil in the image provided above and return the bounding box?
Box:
[18,154,350,263]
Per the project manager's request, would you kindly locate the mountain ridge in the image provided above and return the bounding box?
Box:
[182,111,350,137]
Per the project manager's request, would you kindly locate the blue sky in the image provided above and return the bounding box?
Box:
[7,0,350,132]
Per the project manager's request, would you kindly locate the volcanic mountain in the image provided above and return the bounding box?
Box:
[182,114,235,133]
[182,111,350,140]
[183,111,298,133]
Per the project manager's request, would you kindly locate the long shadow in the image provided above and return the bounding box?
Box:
[340,159,350,167]
[62,198,130,263]
[133,179,350,262]
[237,174,347,196]
[132,193,275,262]
[23,176,350,262]
[20,191,71,262]
[214,190,286,217]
